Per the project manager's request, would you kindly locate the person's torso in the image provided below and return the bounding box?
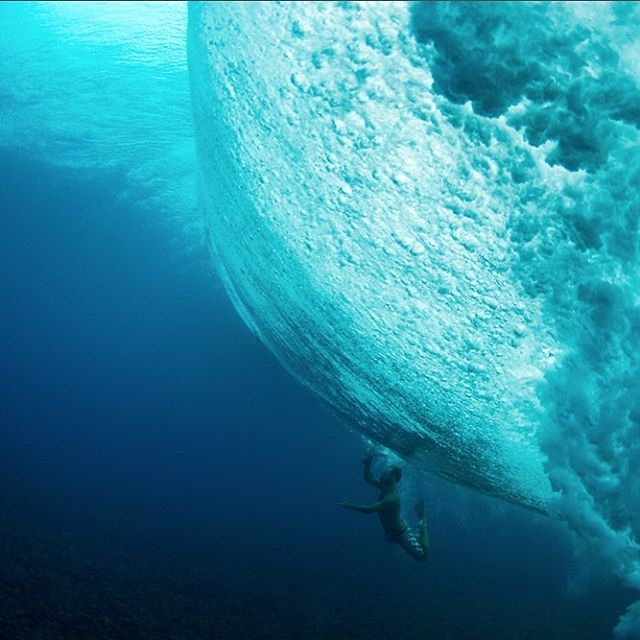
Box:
[377,489,405,536]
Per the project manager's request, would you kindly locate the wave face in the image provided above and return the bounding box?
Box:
[189,2,640,634]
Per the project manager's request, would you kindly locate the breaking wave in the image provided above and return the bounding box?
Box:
[188,3,640,635]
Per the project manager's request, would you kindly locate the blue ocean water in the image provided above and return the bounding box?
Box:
[1,2,638,638]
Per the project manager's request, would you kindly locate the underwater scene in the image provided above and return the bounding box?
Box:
[1,2,639,638]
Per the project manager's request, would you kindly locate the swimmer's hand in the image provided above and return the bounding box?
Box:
[339,500,353,509]
[361,452,384,464]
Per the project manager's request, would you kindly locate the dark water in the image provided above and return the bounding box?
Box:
[0,150,634,639]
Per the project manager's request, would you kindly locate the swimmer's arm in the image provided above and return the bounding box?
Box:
[339,500,383,513]
[362,456,383,489]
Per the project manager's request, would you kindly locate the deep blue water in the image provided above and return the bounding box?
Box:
[0,149,635,639]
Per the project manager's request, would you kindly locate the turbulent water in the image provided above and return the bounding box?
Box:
[2,1,639,636]
[188,2,640,635]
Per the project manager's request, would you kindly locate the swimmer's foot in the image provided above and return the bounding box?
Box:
[414,498,425,521]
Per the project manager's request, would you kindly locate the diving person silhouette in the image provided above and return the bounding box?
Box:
[340,455,429,561]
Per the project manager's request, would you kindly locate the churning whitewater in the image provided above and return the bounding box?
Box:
[188,3,640,636]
